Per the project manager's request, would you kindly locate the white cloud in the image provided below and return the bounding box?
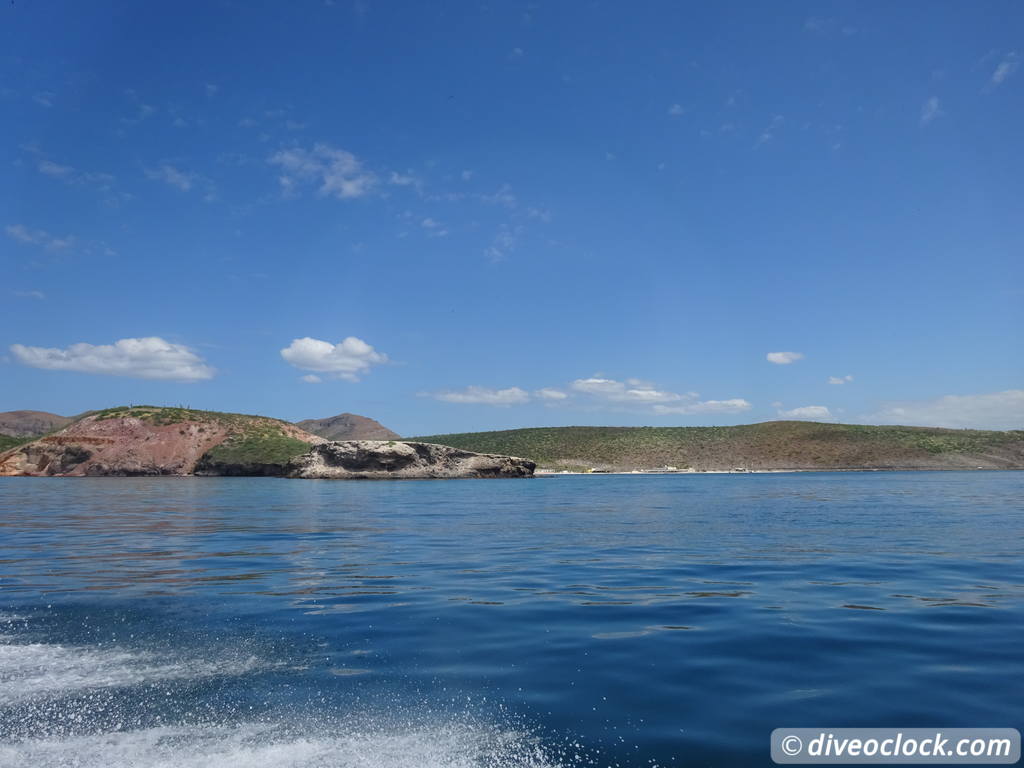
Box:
[653,399,752,415]
[570,377,683,404]
[766,351,804,365]
[755,114,784,147]
[268,143,377,200]
[38,160,72,178]
[13,290,46,300]
[570,377,748,416]
[205,83,219,98]
[281,336,387,381]
[146,164,215,201]
[10,337,214,381]
[6,224,74,251]
[866,390,1024,430]
[461,170,474,181]
[145,164,195,191]
[33,91,54,107]
[777,405,833,420]
[29,149,116,191]
[829,375,854,385]
[301,374,322,384]
[668,103,684,116]
[433,386,530,406]
[920,96,942,126]
[421,217,448,237]
[389,171,419,187]
[428,375,749,416]
[480,184,517,209]
[121,90,156,125]
[484,224,522,262]
[536,387,568,401]
[991,53,1019,87]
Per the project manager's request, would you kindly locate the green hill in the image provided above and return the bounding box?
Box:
[0,434,32,453]
[410,421,1024,471]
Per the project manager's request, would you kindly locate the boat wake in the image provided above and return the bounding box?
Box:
[0,720,562,768]
[0,641,264,706]
[0,613,575,768]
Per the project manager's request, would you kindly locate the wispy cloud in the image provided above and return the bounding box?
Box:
[479,184,517,209]
[535,388,568,401]
[766,351,804,365]
[421,217,448,237]
[121,89,157,126]
[13,290,46,300]
[484,224,522,262]
[920,96,942,126]
[280,336,388,382]
[424,375,749,416]
[144,163,216,200]
[389,170,421,189]
[755,114,784,147]
[268,143,377,200]
[866,390,1024,430]
[10,337,214,381]
[26,147,116,192]
[5,224,75,251]
[777,405,833,420]
[571,377,750,415]
[802,17,857,36]
[667,103,684,116]
[570,377,686,404]
[990,52,1019,88]
[829,375,854,385]
[32,91,55,108]
[653,399,752,415]
[145,164,196,192]
[431,386,531,406]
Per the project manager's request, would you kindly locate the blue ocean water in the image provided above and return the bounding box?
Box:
[0,472,1022,767]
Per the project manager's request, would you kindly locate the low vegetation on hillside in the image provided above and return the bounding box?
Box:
[200,431,313,468]
[90,405,285,429]
[0,435,31,453]
[411,421,1024,471]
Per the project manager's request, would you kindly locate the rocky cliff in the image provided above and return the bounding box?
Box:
[294,412,400,441]
[286,440,536,479]
[0,406,323,477]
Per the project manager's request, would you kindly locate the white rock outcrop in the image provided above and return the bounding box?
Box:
[286,440,535,479]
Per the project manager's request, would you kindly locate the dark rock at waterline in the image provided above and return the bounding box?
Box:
[286,440,536,479]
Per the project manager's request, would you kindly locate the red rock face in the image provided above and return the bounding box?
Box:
[0,412,321,477]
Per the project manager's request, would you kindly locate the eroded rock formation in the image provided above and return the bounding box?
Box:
[285,440,535,479]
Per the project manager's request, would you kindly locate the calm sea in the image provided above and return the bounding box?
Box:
[1,472,1022,767]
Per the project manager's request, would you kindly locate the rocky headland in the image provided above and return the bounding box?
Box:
[0,406,323,477]
[285,440,536,479]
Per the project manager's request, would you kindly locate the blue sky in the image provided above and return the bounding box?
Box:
[2,1,1022,435]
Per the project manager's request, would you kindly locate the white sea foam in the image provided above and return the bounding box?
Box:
[0,642,263,705]
[0,721,562,768]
